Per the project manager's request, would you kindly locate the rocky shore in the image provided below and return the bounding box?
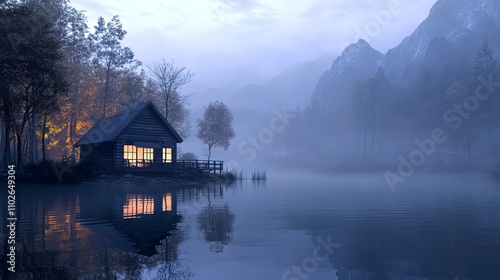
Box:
[80,169,234,186]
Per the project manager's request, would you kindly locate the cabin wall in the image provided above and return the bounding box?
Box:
[114,140,125,169]
[114,107,179,169]
[113,142,178,169]
[79,142,114,170]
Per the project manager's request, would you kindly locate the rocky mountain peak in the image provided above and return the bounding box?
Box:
[384,0,500,85]
[331,39,384,73]
[312,0,500,113]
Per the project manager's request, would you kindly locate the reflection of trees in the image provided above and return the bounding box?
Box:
[276,189,500,280]
[7,182,239,279]
[329,207,486,280]
[18,250,74,279]
[154,231,194,280]
[155,256,194,280]
[9,187,196,280]
[197,201,235,253]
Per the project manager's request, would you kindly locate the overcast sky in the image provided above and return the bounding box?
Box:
[71,0,438,94]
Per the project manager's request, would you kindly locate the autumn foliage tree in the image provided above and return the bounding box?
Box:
[1,1,147,169]
[197,101,235,161]
[0,2,68,171]
[47,14,143,160]
[89,15,139,118]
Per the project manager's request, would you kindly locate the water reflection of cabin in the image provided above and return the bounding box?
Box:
[79,189,181,256]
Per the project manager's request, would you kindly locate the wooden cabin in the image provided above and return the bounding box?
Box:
[74,101,183,171]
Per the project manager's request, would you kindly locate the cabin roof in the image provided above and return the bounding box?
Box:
[74,101,183,147]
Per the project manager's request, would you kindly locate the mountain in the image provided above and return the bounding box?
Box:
[385,0,500,85]
[227,54,334,111]
[228,54,334,110]
[311,39,384,112]
[193,54,334,111]
[313,0,500,111]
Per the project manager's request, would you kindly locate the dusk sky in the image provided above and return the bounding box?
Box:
[71,0,438,94]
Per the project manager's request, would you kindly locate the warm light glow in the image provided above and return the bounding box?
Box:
[124,145,137,161]
[162,193,172,212]
[124,145,153,167]
[137,147,144,160]
[123,194,154,219]
[163,147,172,163]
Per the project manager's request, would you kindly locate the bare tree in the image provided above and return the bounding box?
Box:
[147,59,194,138]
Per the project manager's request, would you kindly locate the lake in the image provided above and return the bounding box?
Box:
[2,171,500,280]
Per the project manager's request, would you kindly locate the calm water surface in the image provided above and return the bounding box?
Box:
[2,171,500,280]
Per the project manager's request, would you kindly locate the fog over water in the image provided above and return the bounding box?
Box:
[2,172,500,279]
[3,0,500,279]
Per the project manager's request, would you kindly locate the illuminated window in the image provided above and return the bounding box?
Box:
[144,148,153,161]
[124,145,137,166]
[124,145,153,167]
[162,193,172,211]
[138,147,153,162]
[162,148,172,163]
[123,194,154,219]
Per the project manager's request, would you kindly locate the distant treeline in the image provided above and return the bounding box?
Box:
[263,42,500,169]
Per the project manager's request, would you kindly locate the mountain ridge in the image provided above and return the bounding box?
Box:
[313,0,500,111]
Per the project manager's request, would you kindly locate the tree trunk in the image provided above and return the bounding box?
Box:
[0,122,4,166]
[207,145,212,162]
[66,119,72,156]
[363,117,368,161]
[165,94,169,120]
[370,102,375,157]
[357,100,361,154]
[103,62,111,118]
[16,132,24,176]
[2,96,11,166]
[71,117,77,158]
[468,120,471,166]
[29,113,38,164]
[379,90,383,154]
[488,99,491,154]
[42,112,48,162]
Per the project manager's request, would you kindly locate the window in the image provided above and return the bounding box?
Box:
[144,148,153,161]
[123,194,154,219]
[163,148,172,163]
[124,145,154,167]
[162,193,172,212]
[124,145,137,166]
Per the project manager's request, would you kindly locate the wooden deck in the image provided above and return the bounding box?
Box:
[176,160,224,174]
[122,159,224,174]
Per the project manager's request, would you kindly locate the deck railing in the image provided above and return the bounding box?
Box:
[123,159,223,174]
[123,159,153,168]
[175,160,224,174]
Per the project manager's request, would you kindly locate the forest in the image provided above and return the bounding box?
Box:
[258,41,500,172]
[0,0,194,175]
